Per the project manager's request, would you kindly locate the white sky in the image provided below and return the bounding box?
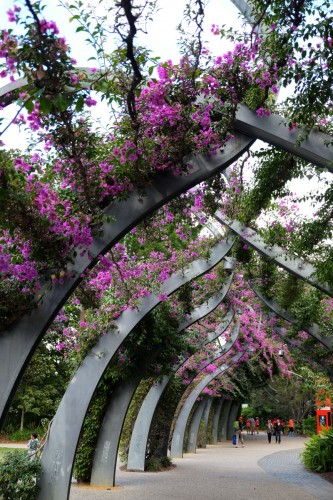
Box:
[0,0,330,216]
[0,0,245,148]
[0,0,243,63]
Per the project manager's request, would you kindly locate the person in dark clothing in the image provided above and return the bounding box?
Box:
[274,418,283,443]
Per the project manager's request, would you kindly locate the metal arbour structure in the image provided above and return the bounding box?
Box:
[0,7,333,500]
[125,310,237,473]
[0,92,332,499]
[89,277,235,486]
[1,86,332,428]
[36,111,333,498]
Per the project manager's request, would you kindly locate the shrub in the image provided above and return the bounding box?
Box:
[301,427,333,472]
[301,416,316,436]
[0,450,41,500]
[160,456,172,468]
[145,457,160,471]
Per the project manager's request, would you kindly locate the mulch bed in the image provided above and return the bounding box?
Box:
[319,471,333,485]
[120,464,176,473]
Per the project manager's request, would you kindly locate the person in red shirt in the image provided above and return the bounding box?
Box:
[255,416,260,434]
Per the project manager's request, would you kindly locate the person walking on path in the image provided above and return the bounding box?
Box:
[246,418,251,435]
[249,416,255,435]
[266,419,274,443]
[233,417,245,448]
[274,418,283,444]
[255,416,260,434]
[288,417,295,437]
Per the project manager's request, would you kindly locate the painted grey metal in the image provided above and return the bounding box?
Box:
[0,128,250,429]
[2,72,333,427]
[234,104,333,172]
[251,286,333,349]
[0,146,251,431]
[37,238,234,500]
[177,274,233,332]
[90,278,234,486]
[186,397,208,453]
[230,0,254,22]
[127,311,238,471]
[201,397,214,448]
[227,402,240,440]
[0,67,95,106]
[211,399,223,444]
[89,378,140,486]
[215,215,332,297]
[218,399,232,441]
[170,351,244,458]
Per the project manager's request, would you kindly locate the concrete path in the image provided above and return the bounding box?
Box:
[69,432,333,500]
[0,442,26,448]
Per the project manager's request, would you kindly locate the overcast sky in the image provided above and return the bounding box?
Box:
[0,0,244,63]
[0,0,247,147]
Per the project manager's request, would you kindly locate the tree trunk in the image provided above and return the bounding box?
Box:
[20,408,25,431]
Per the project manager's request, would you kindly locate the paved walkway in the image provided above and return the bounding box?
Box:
[69,433,333,500]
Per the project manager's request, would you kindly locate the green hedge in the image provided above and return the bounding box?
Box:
[0,450,41,500]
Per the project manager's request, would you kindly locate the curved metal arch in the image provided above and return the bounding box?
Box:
[186,396,210,453]
[215,214,332,297]
[37,237,234,500]
[170,350,244,458]
[4,72,333,173]
[2,78,333,427]
[218,399,232,441]
[234,104,333,172]
[0,132,252,428]
[90,277,234,487]
[250,286,333,349]
[211,398,223,444]
[201,396,213,448]
[227,402,241,440]
[126,310,238,471]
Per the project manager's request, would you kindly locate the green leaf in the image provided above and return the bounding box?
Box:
[39,96,53,114]
[75,96,85,112]
[24,99,34,114]
[52,94,68,112]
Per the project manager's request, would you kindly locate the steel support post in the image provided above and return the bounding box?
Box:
[227,402,240,440]
[89,378,140,487]
[201,397,214,448]
[186,397,208,453]
[211,399,223,444]
[218,400,232,442]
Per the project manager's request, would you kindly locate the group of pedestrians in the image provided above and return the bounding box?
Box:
[265,417,295,443]
[233,416,296,448]
[245,416,260,435]
[233,416,260,447]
